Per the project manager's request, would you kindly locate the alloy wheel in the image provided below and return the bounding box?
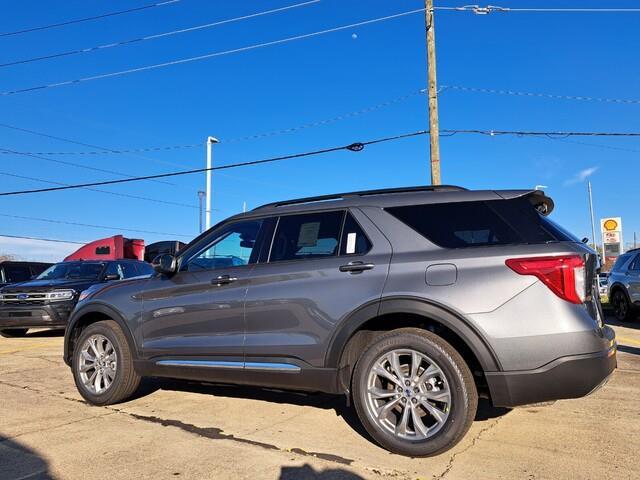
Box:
[78,334,117,394]
[613,292,628,320]
[365,349,451,441]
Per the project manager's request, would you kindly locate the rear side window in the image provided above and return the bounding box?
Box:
[270,211,344,262]
[135,262,155,276]
[386,198,576,248]
[611,254,632,272]
[340,212,372,255]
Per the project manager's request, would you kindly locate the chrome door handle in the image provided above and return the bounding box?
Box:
[212,275,237,286]
[339,261,375,273]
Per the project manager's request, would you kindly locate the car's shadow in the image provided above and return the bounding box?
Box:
[605,316,640,330]
[130,378,510,444]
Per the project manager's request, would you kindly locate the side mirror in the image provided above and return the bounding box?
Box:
[103,273,121,282]
[152,254,177,276]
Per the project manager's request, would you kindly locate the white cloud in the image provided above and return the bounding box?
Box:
[0,237,78,263]
[564,166,598,186]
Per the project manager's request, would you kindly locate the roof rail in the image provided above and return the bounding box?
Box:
[252,185,467,211]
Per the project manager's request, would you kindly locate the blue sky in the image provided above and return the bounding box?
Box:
[0,0,639,261]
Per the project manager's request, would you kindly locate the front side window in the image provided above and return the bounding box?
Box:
[104,262,124,280]
[120,262,140,278]
[270,211,344,262]
[185,220,263,272]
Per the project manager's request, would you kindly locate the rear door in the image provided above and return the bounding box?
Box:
[244,208,391,368]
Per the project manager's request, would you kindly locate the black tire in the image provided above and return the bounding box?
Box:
[612,290,634,322]
[352,328,477,457]
[0,328,28,338]
[72,320,141,405]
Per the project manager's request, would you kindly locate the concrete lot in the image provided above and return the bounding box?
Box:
[1,316,639,480]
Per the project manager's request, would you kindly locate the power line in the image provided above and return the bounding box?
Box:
[0,213,194,238]
[0,0,181,38]
[443,129,640,138]
[0,147,175,186]
[0,8,426,97]
[0,131,428,197]
[0,121,197,177]
[435,5,640,14]
[441,85,640,105]
[0,234,85,245]
[0,1,320,68]
[0,170,200,209]
[4,82,640,158]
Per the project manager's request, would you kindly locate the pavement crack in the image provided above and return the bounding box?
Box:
[1,412,116,441]
[111,410,355,466]
[433,417,505,480]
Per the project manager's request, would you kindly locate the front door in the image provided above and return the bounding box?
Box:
[244,208,392,368]
[140,219,265,361]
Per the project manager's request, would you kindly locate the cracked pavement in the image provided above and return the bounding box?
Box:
[1,317,639,480]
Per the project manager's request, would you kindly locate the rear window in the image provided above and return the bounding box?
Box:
[386,198,578,248]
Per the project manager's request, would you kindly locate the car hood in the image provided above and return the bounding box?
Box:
[0,278,99,293]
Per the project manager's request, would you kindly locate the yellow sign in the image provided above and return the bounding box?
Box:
[603,219,618,231]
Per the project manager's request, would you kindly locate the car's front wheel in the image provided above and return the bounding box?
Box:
[0,328,28,338]
[352,328,477,457]
[612,290,634,322]
[72,320,141,405]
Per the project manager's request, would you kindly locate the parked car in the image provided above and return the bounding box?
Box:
[0,259,154,337]
[0,261,51,288]
[597,273,609,303]
[63,186,615,457]
[608,248,640,321]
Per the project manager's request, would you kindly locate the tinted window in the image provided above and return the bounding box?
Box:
[270,211,344,262]
[186,220,263,272]
[120,262,139,278]
[387,198,574,248]
[4,265,31,283]
[611,254,632,272]
[630,254,640,271]
[340,212,372,255]
[135,262,155,276]
[104,262,124,280]
[37,262,105,280]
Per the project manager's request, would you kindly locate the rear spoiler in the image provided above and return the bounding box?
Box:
[495,190,555,216]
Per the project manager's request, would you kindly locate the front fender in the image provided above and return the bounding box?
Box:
[63,301,138,366]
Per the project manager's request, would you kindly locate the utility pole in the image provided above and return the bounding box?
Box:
[425,0,441,185]
[205,136,219,230]
[587,182,597,249]
[197,191,205,233]
[587,182,605,256]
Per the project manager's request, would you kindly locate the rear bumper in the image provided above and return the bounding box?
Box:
[0,303,74,329]
[486,327,617,407]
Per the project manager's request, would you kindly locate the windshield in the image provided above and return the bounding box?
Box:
[37,262,105,281]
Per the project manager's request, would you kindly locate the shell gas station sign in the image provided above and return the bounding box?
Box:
[600,217,623,266]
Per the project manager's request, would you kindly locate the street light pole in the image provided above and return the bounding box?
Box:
[197,191,205,233]
[205,136,219,230]
[425,0,441,185]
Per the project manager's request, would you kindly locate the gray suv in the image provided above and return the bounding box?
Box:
[608,248,640,322]
[63,186,616,457]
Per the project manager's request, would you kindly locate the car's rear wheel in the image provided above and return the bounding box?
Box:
[72,320,140,405]
[0,328,28,338]
[612,290,634,322]
[352,328,477,457]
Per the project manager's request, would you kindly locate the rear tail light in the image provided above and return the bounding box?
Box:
[505,255,586,304]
